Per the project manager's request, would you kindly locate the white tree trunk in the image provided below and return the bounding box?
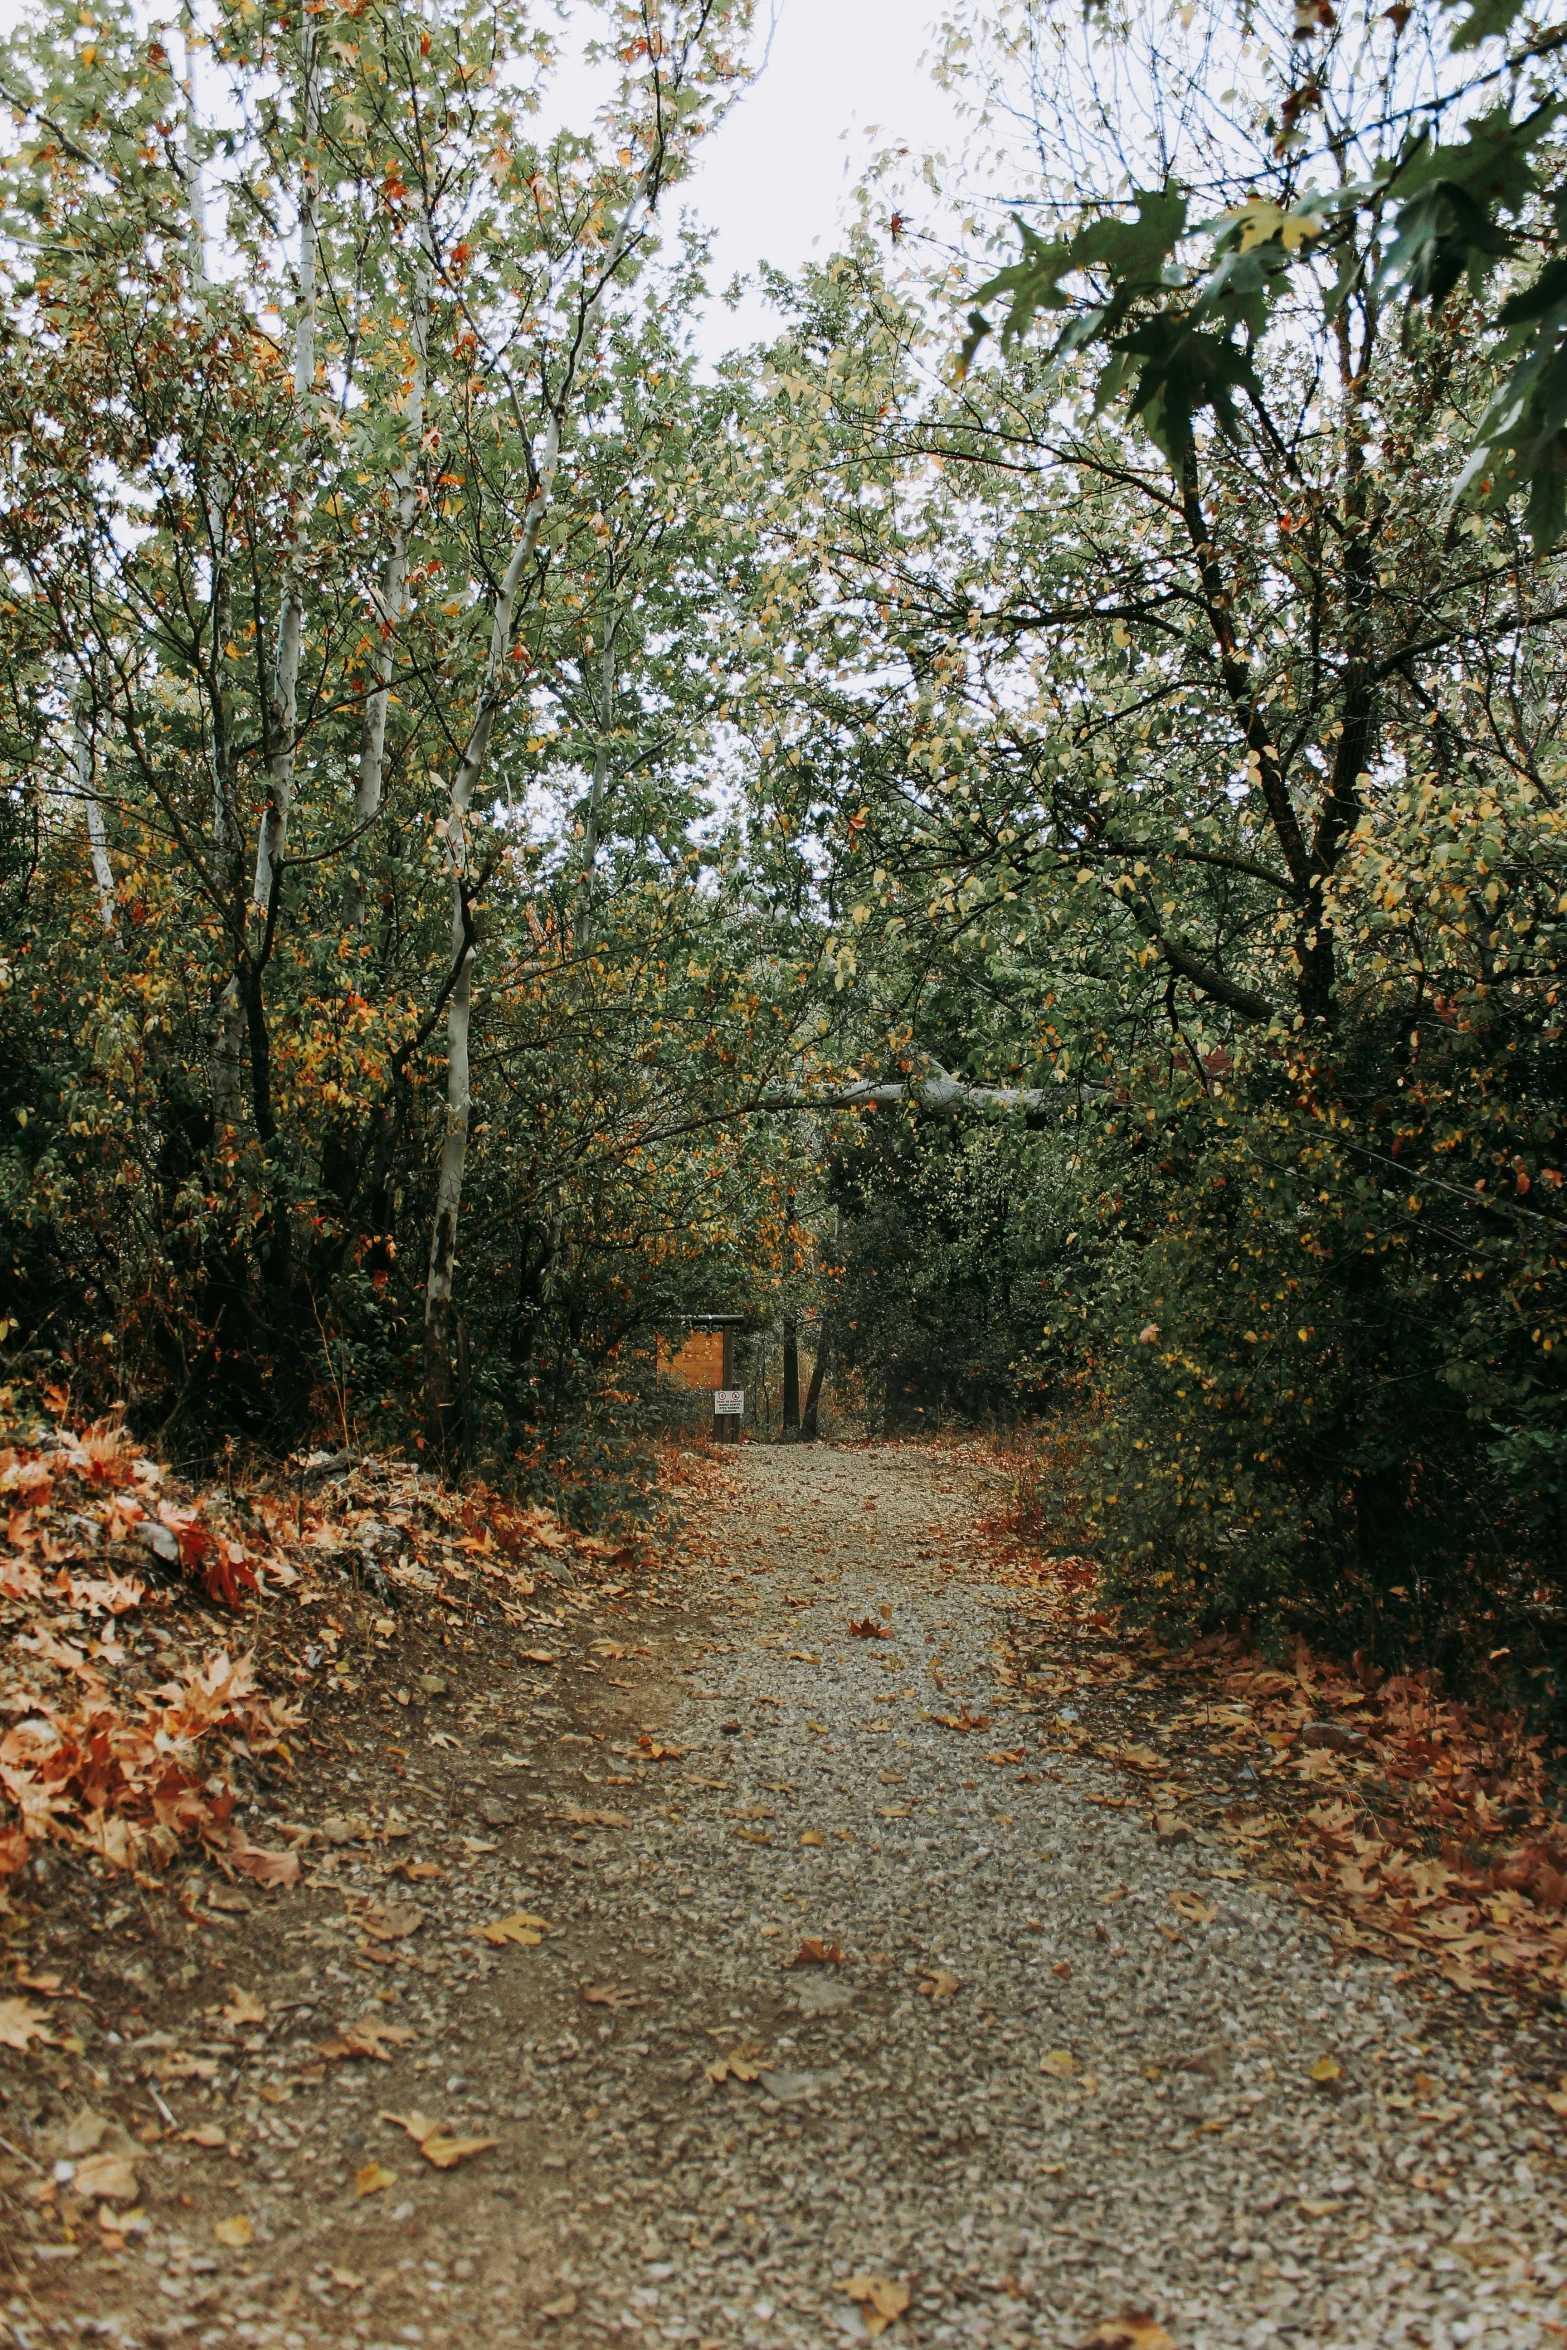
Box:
[72,683,116,932]
[423,153,668,1437]
[253,11,319,914]
[346,233,431,926]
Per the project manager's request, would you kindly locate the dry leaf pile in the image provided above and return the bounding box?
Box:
[984,1479,1567,2004]
[1,1397,688,1899]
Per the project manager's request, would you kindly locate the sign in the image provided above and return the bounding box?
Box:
[713,1389,744,1416]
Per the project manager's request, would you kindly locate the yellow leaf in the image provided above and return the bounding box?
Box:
[475,1912,548,1946]
[918,1971,959,2001]
[355,2162,397,2197]
[800,1829,824,1846]
[1041,2048,1075,2078]
[213,2214,253,2247]
[1310,2054,1342,2084]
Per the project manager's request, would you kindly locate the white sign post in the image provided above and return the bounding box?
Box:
[713,1389,744,1418]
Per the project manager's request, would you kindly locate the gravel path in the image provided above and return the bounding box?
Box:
[30,1442,1567,2350]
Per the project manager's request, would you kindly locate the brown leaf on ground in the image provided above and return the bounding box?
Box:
[0,1996,54,2051]
[358,1899,424,1941]
[919,1971,959,2000]
[1080,2317,1177,2350]
[848,1617,893,1640]
[355,2162,397,2197]
[229,1841,300,1888]
[581,1984,642,2007]
[475,1911,549,1947]
[839,2275,911,2336]
[72,2152,139,2202]
[787,1936,846,1967]
[380,2108,496,2168]
[221,1987,266,2026]
[320,2015,418,2063]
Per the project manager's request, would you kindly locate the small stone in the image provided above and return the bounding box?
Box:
[419,1673,449,1697]
[475,1794,515,1828]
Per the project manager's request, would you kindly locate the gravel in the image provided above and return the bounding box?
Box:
[43,1442,1567,2348]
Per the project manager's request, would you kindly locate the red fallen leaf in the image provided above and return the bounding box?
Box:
[847,1617,892,1640]
[786,1937,846,1967]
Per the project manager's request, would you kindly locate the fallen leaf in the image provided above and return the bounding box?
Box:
[1299,2197,1342,2218]
[355,2162,397,2197]
[419,2130,496,2170]
[0,1997,54,2052]
[1041,2048,1075,2078]
[519,1649,557,1666]
[221,1988,266,2026]
[1052,1961,1072,1980]
[1168,1890,1217,1925]
[380,2109,495,2170]
[1310,2054,1342,2085]
[559,1805,630,1829]
[358,1900,424,1942]
[229,1841,300,1889]
[581,1984,642,2007]
[330,2270,366,2292]
[1079,2316,1177,2350]
[180,2124,227,2149]
[839,2274,911,2336]
[320,2015,418,2063]
[475,1912,549,1947]
[879,1804,911,1819]
[847,1617,893,1640]
[213,2214,254,2248]
[800,1829,824,1847]
[919,1972,959,2001]
[787,1937,846,1967]
[72,2153,139,2203]
[539,2292,578,2318]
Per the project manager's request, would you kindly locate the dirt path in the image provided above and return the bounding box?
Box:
[11,1443,1567,2350]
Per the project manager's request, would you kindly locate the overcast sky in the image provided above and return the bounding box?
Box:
[666,0,966,357]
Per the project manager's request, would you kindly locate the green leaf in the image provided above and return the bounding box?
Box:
[1445,0,1527,49]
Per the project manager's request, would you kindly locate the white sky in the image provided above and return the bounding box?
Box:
[671,0,966,356]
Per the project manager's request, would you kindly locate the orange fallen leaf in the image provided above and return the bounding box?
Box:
[787,1937,846,1967]
[581,1984,642,2007]
[180,2124,227,2149]
[1310,2054,1342,2085]
[919,1971,959,2001]
[355,2162,397,2197]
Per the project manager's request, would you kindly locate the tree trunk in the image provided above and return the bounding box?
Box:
[72,683,116,932]
[421,143,672,1446]
[800,1329,829,1442]
[782,1315,800,1435]
[253,8,319,915]
[347,226,431,926]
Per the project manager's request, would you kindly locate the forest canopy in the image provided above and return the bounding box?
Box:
[4,0,1567,1700]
